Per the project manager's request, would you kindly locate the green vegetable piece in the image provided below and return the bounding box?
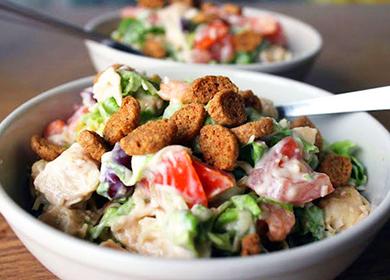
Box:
[295,204,326,240]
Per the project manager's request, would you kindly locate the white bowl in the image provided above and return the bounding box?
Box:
[1,67,389,280]
[84,7,322,79]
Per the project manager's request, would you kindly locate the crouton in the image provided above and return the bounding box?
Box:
[233,30,262,52]
[207,90,247,127]
[201,2,216,12]
[241,233,261,256]
[137,0,165,8]
[171,103,206,142]
[290,116,323,150]
[31,135,65,161]
[231,118,274,144]
[318,153,352,187]
[103,96,141,145]
[222,3,242,15]
[199,125,239,170]
[192,11,218,24]
[142,37,167,59]
[169,0,201,7]
[77,130,108,162]
[182,75,239,104]
[120,119,177,155]
[238,90,262,112]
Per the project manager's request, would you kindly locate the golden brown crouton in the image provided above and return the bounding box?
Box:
[241,233,261,256]
[222,3,242,15]
[318,153,352,187]
[31,135,65,161]
[290,116,323,150]
[137,0,165,8]
[207,90,247,127]
[233,30,262,52]
[103,96,141,145]
[171,103,206,142]
[77,130,108,162]
[231,118,274,144]
[142,37,167,59]
[120,119,177,155]
[238,90,262,112]
[169,0,201,7]
[201,2,216,11]
[199,125,239,170]
[182,75,239,104]
[191,11,218,24]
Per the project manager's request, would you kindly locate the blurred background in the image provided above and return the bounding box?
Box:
[7,0,390,6]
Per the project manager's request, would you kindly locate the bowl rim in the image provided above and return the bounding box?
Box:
[1,71,390,274]
[83,6,323,71]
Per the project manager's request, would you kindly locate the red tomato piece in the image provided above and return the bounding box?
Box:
[191,49,213,64]
[194,20,230,50]
[209,35,235,63]
[265,22,286,46]
[249,15,278,37]
[261,203,295,241]
[247,137,334,205]
[43,119,66,138]
[192,159,235,200]
[145,149,208,207]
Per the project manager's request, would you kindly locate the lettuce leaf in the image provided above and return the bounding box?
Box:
[208,194,261,254]
[89,198,135,240]
[294,203,326,241]
[78,97,119,135]
[239,141,268,166]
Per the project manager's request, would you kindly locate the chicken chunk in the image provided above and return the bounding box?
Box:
[33,143,100,207]
[319,186,370,234]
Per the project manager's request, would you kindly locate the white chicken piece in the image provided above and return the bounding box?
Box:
[39,205,91,238]
[292,127,318,145]
[33,143,100,207]
[319,186,370,234]
[92,66,122,106]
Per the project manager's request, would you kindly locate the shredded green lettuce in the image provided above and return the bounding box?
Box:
[208,194,261,253]
[79,97,119,135]
[294,203,326,241]
[89,198,135,240]
[239,141,268,166]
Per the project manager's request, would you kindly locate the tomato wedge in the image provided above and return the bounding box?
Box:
[194,20,230,50]
[144,148,208,207]
[192,159,235,200]
[247,137,334,205]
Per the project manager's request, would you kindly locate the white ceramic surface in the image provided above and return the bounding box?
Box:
[84,7,322,79]
[1,67,390,280]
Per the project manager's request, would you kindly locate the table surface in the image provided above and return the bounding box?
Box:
[0,2,390,280]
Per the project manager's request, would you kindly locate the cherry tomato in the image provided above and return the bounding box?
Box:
[209,35,234,63]
[247,137,334,205]
[144,149,208,207]
[194,20,230,50]
[192,159,235,200]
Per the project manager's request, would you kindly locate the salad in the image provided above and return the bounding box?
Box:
[30,65,370,258]
[111,1,292,64]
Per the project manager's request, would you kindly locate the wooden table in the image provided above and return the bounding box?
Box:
[0,2,389,279]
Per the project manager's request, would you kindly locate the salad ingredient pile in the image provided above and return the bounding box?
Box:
[30,65,370,258]
[111,1,292,64]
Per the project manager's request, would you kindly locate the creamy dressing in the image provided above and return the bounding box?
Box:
[93,67,122,106]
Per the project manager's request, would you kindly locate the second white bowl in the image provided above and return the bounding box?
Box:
[84,7,322,79]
